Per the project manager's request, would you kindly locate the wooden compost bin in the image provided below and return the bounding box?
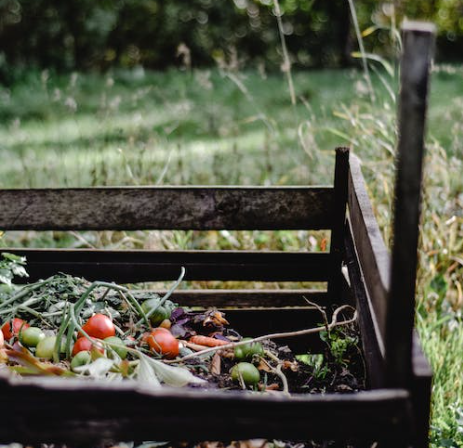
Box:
[0,22,435,448]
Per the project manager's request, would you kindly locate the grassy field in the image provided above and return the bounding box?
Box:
[0,66,462,447]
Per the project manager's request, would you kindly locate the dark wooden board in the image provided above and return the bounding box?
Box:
[386,22,435,388]
[328,147,350,301]
[6,248,331,282]
[0,186,334,231]
[411,331,432,447]
[347,155,390,339]
[222,307,328,352]
[157,289,328,308]
[344,221,385,388]
[0,378,412,445]
[411,332,433,448]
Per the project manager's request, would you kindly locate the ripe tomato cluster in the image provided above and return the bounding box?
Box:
[1,311,181,370]
[0,300,270,391]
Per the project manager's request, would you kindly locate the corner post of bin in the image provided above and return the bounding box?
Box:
[328,147,350,303]
[385,22,435,388]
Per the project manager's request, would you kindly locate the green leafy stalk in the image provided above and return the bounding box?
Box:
[0,278,54,309]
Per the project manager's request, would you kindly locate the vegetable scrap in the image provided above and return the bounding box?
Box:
[0,253,365,394]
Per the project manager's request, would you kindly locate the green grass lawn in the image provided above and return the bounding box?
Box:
[0,66,462,447]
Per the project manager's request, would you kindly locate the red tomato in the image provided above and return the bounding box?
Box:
[80,314,115,339]
[72,337,104,356]
[141,327,170,345]
[146,328,179,359]
[1,318,30,340]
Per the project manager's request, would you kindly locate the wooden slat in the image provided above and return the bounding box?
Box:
[411,332,432,448]
[0,186,334,231]
[386,22,435,388]
[0,378,412,445]
[6,249,331,282]
[159,289,328,308]
[347,155,390,339]
[328,147,349,301]
[220,307,327,352]
[344,221,385,387]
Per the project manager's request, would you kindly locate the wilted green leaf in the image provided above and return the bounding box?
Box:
[137,355,162,388]
[73,357,115,377]
[138,353,206,387]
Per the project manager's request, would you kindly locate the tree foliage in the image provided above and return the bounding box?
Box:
[0,0,461,75]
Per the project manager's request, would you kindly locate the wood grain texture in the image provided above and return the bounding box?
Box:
[344,221,385,388]
[386,23,435,388]
[411,332,432,448]
[348,154,390,339]
[328,147,350,301]
[6,248,331,282]
[219,307,329,352]
[0,186,334,231]
[153,289,328,308]
[0,378,412,445]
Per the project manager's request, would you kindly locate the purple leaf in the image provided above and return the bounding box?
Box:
[213,334,230,342]
[170,308,185,321]
[170,324,188,338]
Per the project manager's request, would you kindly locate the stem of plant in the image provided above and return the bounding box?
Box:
[166,305,357,364]
[273,0,296,106]
[347,0,375,103]
[0,278,54,309]
[134,267,185,327]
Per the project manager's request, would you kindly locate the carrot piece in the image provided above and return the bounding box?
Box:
[189,335,229,347]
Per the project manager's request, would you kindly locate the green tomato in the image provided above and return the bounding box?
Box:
[104,336,127,359]
[234,346,245,360]
[20,327,45,347]
[141,298,171,326]
[163,300,176,313]
[231,362,260,386]
[71,350,92,372]
[234,338,264,361]
[36,336,57,360]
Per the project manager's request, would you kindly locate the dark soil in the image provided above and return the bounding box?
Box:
[185,323,366,395]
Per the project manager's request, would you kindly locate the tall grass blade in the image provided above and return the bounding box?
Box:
[347,0,375,103]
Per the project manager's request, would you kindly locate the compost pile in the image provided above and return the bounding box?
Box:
[0,253,364,393]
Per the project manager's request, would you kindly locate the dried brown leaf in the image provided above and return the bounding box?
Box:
[257,359,272,372]
[184,341,210,351]
[211,352,221,375]
[203,310,229,327]
[5,349,71,376]
[281,360,299,372]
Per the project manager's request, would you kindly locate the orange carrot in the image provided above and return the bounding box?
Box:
[189,335,229,347]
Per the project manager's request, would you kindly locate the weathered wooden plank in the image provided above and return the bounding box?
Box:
[0,186,334,231]
[386,22,435,388]
[156,289,328,308]
[328,147,350,301]
[220,307,327,352]
[344,220,385,388]
[348,154,390,339]
[0,378,412,445]
[6,249,331,282]
[411,332,432,448]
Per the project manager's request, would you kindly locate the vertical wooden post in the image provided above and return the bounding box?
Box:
[385,22,435,388]
[328,147,350,302]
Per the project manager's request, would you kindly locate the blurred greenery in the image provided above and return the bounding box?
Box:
[1,0,463,81]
